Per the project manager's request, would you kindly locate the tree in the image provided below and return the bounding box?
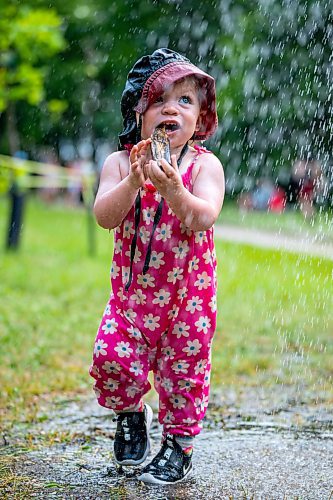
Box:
[0,3,65,153]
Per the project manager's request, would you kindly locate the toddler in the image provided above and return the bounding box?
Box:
[90,48,225,485]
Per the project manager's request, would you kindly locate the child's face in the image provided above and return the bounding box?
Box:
[140,79,201,148]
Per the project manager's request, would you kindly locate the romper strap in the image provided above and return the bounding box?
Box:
[182,144,212,187]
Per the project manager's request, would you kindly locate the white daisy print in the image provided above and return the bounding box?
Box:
[101,317,118,335]
[161,346,176,360]
[143,313,160,331]
[103,304,111,316]
[105,396,122,409]
[188,256,199,273]
[114,239,122,254]
[152,289,171,307]
[90,365,101,379]
[137,273,155,288]
[202,394,209,409]
[94,386,101,398]
[167,304,179,320]
[102,360,121,374]
[159,401,167,411]
[136,344,146,356]
[125,247,142,264]
[126,385,140,398]
[94,339,108,358]
[139,226,150,244]
[156,223,172,242]
[130,289,147,305]
[194,397,203,414]
[126,325,142,340]
[167,267,184,284]
[203,249,211,264]
[110,261,120,279]
[148,347,157,363]
[154,372,161,385]
[183,417,196,425]
[114,341,133,358]
[194,271,211,290]
[180,223,192,236]
[122,267,130,286]
[203,370,210,387]
[154,191,162,203]
[103,378,120,392]
[178,379,196,392]
[123,403,141,411]
[142,207,156,225]
[129,360,144,377]
[172,321,190,338]
[149,251,165,269]
[124,308,137,322]
[172,240,190,259]
[177,287,188,301]
[123,220,135,239]
[194,230,207,245]
[208,296,217,312]
[194,359,207,375]
[160,377,173,392]
[195,316,212,334]
[186,296,203,313]
[171,360,190,374]
[170,394,186,409]
[183,339,202,356]
[163,410,175,423]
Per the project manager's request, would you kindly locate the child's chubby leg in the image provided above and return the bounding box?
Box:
[138,321,214,485]
[154,323,214,438]
[89,298,152,412]
[90,299,154,466]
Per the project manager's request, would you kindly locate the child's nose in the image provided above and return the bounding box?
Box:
[162,100,178,115]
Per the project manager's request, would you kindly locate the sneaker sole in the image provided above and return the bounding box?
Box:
[137,463,193,485]
[115,403,153,466]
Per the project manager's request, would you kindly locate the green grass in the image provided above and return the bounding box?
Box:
[0,196,332,425]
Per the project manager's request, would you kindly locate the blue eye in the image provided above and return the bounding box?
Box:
[180,95,191,104]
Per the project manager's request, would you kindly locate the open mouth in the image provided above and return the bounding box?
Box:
[157,122,180,132]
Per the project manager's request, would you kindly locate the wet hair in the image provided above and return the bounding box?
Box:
[165,75,207,111]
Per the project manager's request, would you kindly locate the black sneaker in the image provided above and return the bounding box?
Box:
[137,434,193,485]
[114,403,153,466]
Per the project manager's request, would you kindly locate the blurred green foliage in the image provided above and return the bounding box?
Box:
[0,3,65,111]
[0,0,332,182]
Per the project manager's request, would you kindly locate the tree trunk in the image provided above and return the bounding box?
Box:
[7,102,20,155]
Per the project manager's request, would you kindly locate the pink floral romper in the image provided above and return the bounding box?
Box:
[90,145,218,437]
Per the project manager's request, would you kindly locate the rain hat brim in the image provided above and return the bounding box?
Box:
[134,61,218,140]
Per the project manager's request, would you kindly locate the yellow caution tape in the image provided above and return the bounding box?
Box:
[0,154,96,194]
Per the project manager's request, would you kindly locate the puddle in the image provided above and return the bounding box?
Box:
[1,388,332,499]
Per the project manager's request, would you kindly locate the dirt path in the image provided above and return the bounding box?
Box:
[2,388,332,499]
[214,224,333,260]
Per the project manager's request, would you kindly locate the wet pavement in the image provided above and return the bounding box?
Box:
[1,388,333,499]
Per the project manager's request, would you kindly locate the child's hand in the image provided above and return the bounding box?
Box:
[147,154,184,200]
[128,139,151,189]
